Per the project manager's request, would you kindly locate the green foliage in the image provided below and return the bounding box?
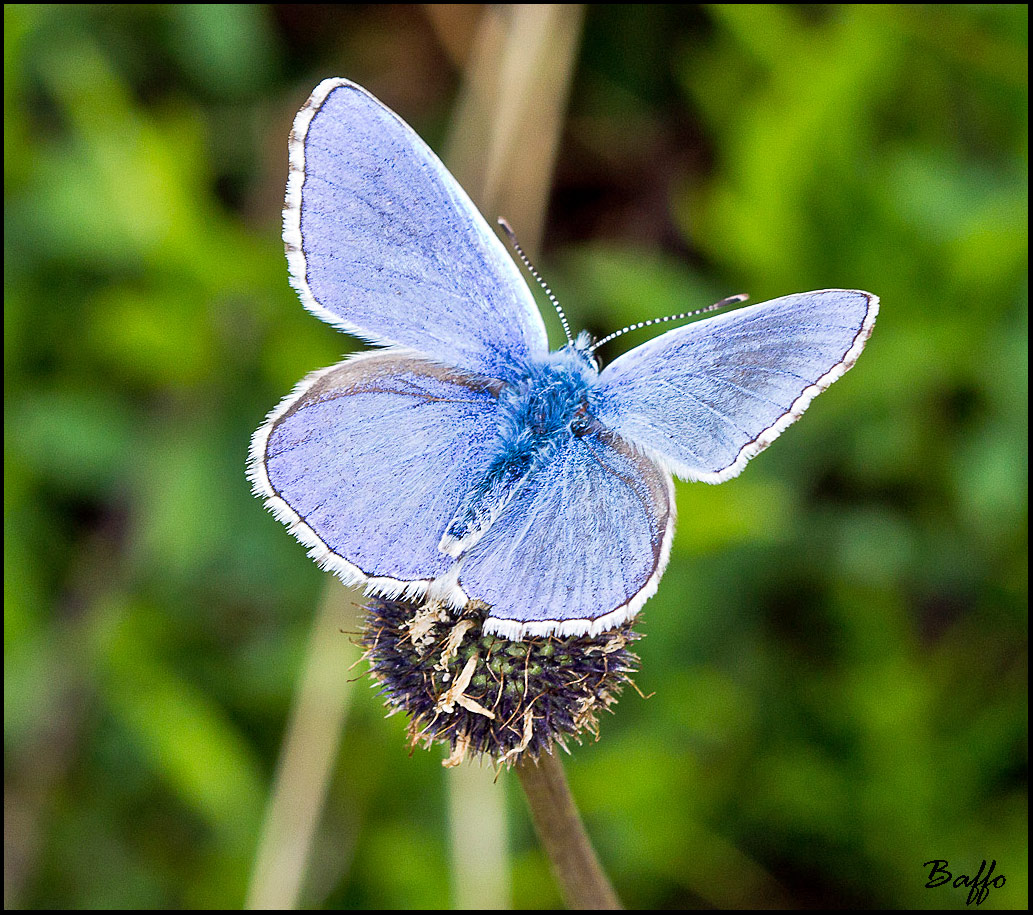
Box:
[4,4,1026,909]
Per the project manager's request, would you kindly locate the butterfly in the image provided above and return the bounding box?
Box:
[248,78,879,640]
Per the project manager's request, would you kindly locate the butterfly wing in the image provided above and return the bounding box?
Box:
[249,351,505,595]
[284,78,549,381]
[594,289,879,482]
[451,427,675,638]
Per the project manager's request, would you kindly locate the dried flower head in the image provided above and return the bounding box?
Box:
[361,596,642,766]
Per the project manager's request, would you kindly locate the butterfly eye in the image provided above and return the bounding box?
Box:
[570,402,591,436]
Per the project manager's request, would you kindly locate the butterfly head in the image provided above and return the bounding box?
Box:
[567,329,599,369]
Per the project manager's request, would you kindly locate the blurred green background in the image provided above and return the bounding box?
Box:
[4,4,1027,909]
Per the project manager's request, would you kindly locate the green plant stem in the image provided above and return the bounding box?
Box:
[515,752,622,910]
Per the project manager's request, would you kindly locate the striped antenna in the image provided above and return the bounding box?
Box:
[498,217,573,346]
[588,293,750,354]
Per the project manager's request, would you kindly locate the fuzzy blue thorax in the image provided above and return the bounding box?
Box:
[438,340,599,558]
[497,342,599,450]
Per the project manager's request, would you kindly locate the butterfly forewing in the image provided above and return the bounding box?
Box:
[286,78,549,381]
[595,289,879,483]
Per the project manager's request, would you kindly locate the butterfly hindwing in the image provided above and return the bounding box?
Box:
[594,289,879,482]
[249,351,505,595]
[454,426,675,638]
[284,78,549,382]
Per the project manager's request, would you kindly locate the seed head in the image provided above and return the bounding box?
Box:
[361,597,642,766]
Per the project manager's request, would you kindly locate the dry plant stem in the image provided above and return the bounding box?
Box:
[515,752,622,910]
[246,586,360,909]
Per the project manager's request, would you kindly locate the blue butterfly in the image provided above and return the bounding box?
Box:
[249,78,879,640]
